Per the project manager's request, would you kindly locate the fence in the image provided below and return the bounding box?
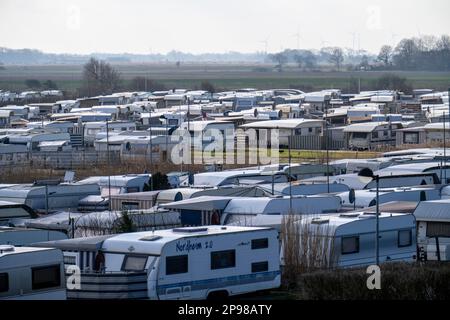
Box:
[30,151,121,169]
[288,136,347,150]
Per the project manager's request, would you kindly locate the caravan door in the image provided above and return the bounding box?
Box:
[147,257,159,300]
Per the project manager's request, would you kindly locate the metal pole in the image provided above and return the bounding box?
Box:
[106,120,111,212]
[289,129,293,214]
[149,106,153,191]
[325,101,330,193]
[45,184,49,215]
[444,112,447,184]
[375,175,380,265]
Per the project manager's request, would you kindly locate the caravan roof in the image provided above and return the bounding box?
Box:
[376,162,447,175]
[223,195,341,215]
[100,225,269,256]
[240,119,323,130]
[160,196,232,211]
[413,199,450,222]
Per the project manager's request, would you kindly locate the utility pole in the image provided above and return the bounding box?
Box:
[106,120,111,211]
[149,106,153,191]
[325,101,330,193]
[289,128,293,214]
[444,112,447,184]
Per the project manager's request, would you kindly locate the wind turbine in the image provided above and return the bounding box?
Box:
[293,26,303,50]
[260,37,269,55]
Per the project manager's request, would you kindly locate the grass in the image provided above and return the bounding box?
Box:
[1,63,449,93]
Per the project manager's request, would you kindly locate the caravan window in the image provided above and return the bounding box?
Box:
[122,255,148,272]
[0,273,8,292]
[31,265,61,290]
[426,222,450,237]
[341,236,359,254]
[211,250,236,270]
[251,261,268,273]
[166,255,188,275]
[398,230,412,247]
[251,238,269,250]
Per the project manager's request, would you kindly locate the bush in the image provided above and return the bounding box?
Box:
[290,262,450,300]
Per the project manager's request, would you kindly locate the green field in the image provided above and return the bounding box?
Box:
[0,63,449,93]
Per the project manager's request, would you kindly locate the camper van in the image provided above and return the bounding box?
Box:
[0,245,66,300]
[36,226,280,299]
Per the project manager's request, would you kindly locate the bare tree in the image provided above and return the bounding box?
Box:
[269,52,288,72]
[82,57,121,96]
[377,45,393,67]
[328,48,344,71]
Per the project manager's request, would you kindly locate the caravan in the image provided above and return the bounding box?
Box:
[292,212,417,268]
[0,245,66,300]
[35,226,280,299]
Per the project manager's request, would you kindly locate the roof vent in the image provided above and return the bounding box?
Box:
[0,245,15,253]
[140,235,162,242]
[339,213,360,218]
[173,227,208,233]
[311,218,329,224]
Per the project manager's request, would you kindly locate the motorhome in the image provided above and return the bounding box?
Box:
[34,226,281,299]
[0,245,66,300]
[291,212,417,267]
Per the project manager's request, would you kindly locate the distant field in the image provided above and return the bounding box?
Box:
[0,63,449,93]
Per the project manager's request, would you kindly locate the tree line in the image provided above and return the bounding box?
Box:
[268,34,450,72]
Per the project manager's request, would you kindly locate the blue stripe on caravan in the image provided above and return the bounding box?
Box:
[156,270,280,295]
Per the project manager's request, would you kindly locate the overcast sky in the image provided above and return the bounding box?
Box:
[1,0,449,54]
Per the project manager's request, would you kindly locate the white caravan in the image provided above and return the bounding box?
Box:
[0,245,66,300]
[413,199,450,261]
[291,212,417,268]
[37,226,280,299]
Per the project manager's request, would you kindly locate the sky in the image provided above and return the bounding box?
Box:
[1,0,449,55]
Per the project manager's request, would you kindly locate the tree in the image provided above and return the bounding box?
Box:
[269,52,288,72]
[328,48,344,71]
[393,39,419,70]
[115,211,135,233]
[129,76,166,92]
[42,79,58,90]
[294,54,303,69]
[377,45,393,67]
[25,79,41,89]
[81,57,121,96]
[359,55,370,70]
[373,73,412,94]
[200,81,215,93]
[302,51,317,69]
[143,172,171,191]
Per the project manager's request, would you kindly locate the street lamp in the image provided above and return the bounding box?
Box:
[359,170,380,265]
